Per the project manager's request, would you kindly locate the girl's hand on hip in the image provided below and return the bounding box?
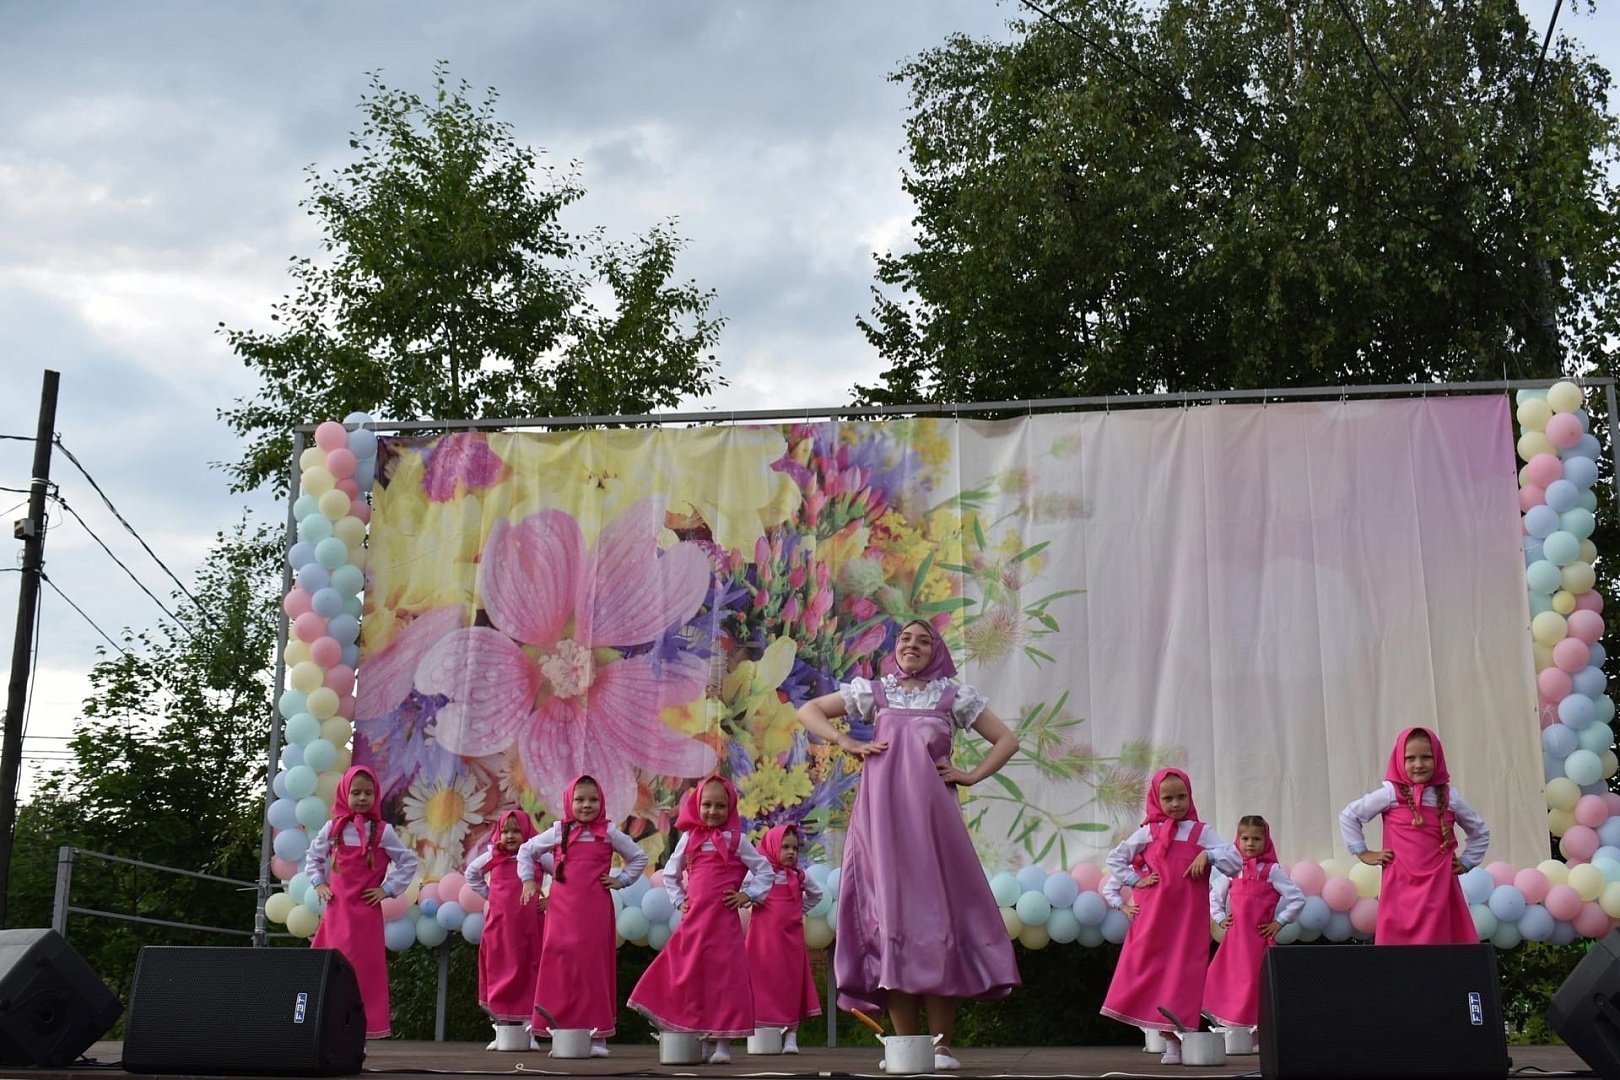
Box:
[936,762,972,786]
[521,881,539,905]
[361,887,387,905]
[1184,851,1209,878]
[601,874,623,889]
[722,890,751,909]
[315,883,334,903]
[1258,919,1284,939]
[836,733,886,757]
[1357,849,1394,867]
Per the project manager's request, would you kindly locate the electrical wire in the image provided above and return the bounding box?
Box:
[50,493,194,640]
[38,572,131,657]
[1532,0,1566,91]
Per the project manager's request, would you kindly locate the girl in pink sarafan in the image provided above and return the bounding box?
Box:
[1339,726,1490,945]
[519,775,648,1058]
[1201,815,1304,1034]
[304,765,420,1040]
[629,775,775,1064]
[745,823,824,1053]
[1100,768,1241,1065]
[464,808,548,1048]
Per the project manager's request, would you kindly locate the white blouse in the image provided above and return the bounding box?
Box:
[1102,821,1242,909]
[465,848,553,899]
[303,819,419,898]
[661,831,777,909]
[1208,864,1307,924]
[764,867,825,914]
[516,822,648,887]
[1339,782,1490,869]
[839,675,989,729]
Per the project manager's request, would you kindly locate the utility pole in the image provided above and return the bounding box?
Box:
[0,370,59,926]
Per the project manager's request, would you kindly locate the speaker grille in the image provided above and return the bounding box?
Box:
[0,928,121,1067]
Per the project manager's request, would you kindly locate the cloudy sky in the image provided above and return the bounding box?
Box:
[1,2,1614,793]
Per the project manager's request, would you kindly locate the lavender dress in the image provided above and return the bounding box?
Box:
[833,676,1020,1011]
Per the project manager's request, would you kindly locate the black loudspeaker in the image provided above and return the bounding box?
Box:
[1258,943,1508,1078]
[1547,928,1620,1077]
[123,946,365,1076]
[0,928,121,1066]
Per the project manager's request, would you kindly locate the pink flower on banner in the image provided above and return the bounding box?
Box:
[415,496,717,821]
[422,433,505,502]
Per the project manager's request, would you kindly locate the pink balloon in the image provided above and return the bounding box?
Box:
[283,588,313,619]
[1545,884,1584,921]
[293,611,327,643]
[309,636,343,668]
[314,421,349,452]
[1562,824,1601,862]
[1576,794,1611,829]
[271,856,299,881]
[324,664,356,694]
[1349,897,1379,936]
[1569,610,1605,645]
[1513,868,1550,904]
[1322,876,1358,913]
[1540,702,1559,730]
[1577,591,1606,614]
[1546,413,1584,449]
[336,478,360,498]
[350,499,372,524]
[1576,900,1615,939]
[380,896,408,922]
[1070,863,1104,893]
[1519,485,1547,511]
[458,886,486,914]
[1291,861,1326,896]
[649,870,664,888]
[1527,452,1565,488]
[1556,637,1593,673]
[437,873,466,901]
[326,447,358,480]
[1539,668,1574,701]
[1604,793,1620,818]
[337,695,356,720]
[1486,861,1517,887]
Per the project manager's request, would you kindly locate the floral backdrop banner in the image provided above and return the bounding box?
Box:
[353,398,1546,881]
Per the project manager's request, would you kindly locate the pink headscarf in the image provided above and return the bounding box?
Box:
[1385,726,1450,828]
[1237,818,1280,882]
[553,775,608,883]
[757,823,805,886]
[878,618,958,682]
[486,807,537,873]
[1142,767,1201,870]
[329,765,384,870]
[676,775,742,865]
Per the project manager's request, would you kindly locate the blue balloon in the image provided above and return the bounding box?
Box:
[1274,921,1301,945]
[293,495,320,521]
[1598,696,1616,725]
[342,594,363,618]
[1592,856,1620,884]
[1576,433,1602,460]
[1524,535,1545,564]
[1526,559,1564,593]
[328,614,361,645]
[288,541,315,570]
[1323,911,1353,942]
[1487,884,1527,923]
[1545,754,1569,782]
[315,537,350,570]
[1572,409,1592,433]
[1516,389,1549,404]
[1076,923,1105,947]
[1582,780,1610,796]
[268,797,299,830]
[805,863,830,884]
[310,588,345,619]
[272,770,289,799]
[343,411,375,427]
[1550,920,1578,946]
[1561,508,1596,541]
[461,911,485,945]
[416,915,449,947]
[1564,456,1599,490]
[284,765,318,799]
[989,873,1020,907]
[1042,872,1080,909]
[1579,489,1600,513]
[620,875,651,907]
[1560,694,1596,730]
[1524,505,1560,539]
[1543,723,1579,759]
[278,689,308,720]
[1578,723,1613,753]
[641,889,674,924]
[295,795,329,830]
[272,827,309,863]
[347,427,378,460]
[827,868,841,897]
[1530,593,1554,617]
[1545,480,1581,513]
[1298,896,1331,931]
[1575,666,1608,700]
[305,889,326,916]
[296,563,331,593]
[1567,748,1605,785]
[385,916,418,952]
[1016,865,1048,893]
[1518,904,1555,942]
[1015,890,1052,926]
[1594,846,1620,868]
[1100,909,1130,944]
[304,738,338,773]
[1461,867,1496,905]
[1071,891,1108,926]
[280,743,305,769]
[341,643,360,669]
[435,901,467,931]
[1470,904,1497,940]
[1590,643,1608,669]
[298,514,334,546]
[1045,908,1080,944]
[330,564,365,597]
[1490,921,1523,950]
[356,460,376,493]
[1541,533,1580,568]
[1597,816,1620,848]
[420,896,440,918]
[284,712,321,747]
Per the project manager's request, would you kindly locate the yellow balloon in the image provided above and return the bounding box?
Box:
[289,661,324,694]
[301,466,335,497]
[1546,777,1582,811]
[300,446,327,471]
[1532,611,1569,646]
[1018,923,1051,950]
[1539,859,1571,887]
[1552,590,1578,615]
[1601,882,1620,919]
[347,546,368,572]
[1570,863,1607,902]
[1210,919,1226,943]
[1518,431,1554,462]
[1516,398,1552,432]
[316,771,341,805]
[803,915,834,949]
[1548,808,1575,837]
[1519,464,1533,487]
[1534,644,1556,671]
[334,516,367,549]
[1563,562,1597,594]
[284,639,311,667]
[1580,539,1599,565]
[320,718,353,746]
[334,747,353,773]
[285,903,321,939]
[1001,908,1024,940]
[318,489,351,521]
[1604,750,1619,780]
[1548,380,1586,414]
[1349,861,1382,899]
[306,686,339,719]
[1318,858,1346,880]
[264,891,295,924]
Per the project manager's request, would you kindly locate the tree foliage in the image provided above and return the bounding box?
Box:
[858,0,1620,404]
[221,63,726,493]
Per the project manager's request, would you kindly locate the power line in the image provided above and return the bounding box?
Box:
[51,440,214,628]
[38,572,131,657]
[1532,0,1566,91]
[50,493,194,639]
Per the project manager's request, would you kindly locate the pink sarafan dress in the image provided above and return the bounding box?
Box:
[1101,768,1238,1032]
[1202,823,1303,1029]
[745,824,824,1026]
[467,809,545,1023]
[630,776,774,1037]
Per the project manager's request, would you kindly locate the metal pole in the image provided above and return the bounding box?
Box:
[1604,383,1619,522]
[826,944,837,1048]
[51,845,73,937]
[435,941,449,1042]
[255,433,304,947]
[0,369,59,926]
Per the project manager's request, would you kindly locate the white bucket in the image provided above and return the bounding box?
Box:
[658,1031,703,1065]
[881,1034,941,1075]
[493,1024,530,1052]
[746,1026,786,1054]
[1142,1027,1166,1053]
[1179,1030,1226,1067]
[549,1028,594,1058]
[1216,1026,1256,1054]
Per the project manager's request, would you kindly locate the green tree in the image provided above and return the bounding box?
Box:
[221,62,726,493]
[858,0,1619,405]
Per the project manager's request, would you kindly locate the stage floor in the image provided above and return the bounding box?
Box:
[60,1038,1589,1078]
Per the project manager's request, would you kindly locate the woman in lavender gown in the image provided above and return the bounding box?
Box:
[796,619,1021,1071]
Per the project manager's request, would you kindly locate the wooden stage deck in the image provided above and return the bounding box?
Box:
[53,1038,1590,1078]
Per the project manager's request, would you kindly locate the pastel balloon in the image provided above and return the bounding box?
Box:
[1568,610,1604,644]
[989,873,1020,908]
[1018,923,1051,950]
[1015,891,1052,926]
[1298,896,1331,930]
[1546,776,1581,811]
[336,478,360,498]
[289,661,324,694]
[330,565,365,597]
[1321,876,1358,913]
[264,891,295,924]
[1551,591,1576,615]
[1562,508,1597,540]
[285,904,321,939]
[1547,380,1586,413]
[1545,882,1584,921]
[380,896,408,922]
[1556,692,1592,730]
[803,916,833,950]
[267,797,299,831]
[311,587,345,619]
[1490,921,1522,949]
[324,664,356,694]
[1545,412,1583,448]
[1562,821,1602,860]
[1042,872,1079,909]
[1517,398,1552,431]
[1045,908,1080,944]
[309,636,343,668]
[1000,908,1022,940]
[301,467,336,498]
[460,912,485,945]
[293,612,327,643]
[1570,862,1609,902]
[1542,532,1580,567]
[1601,882,1620,919]
[1526,453,1564,488]
[1567,749,1606,786]
[1532,611,1568,646]
[1349,897,1379,936]
[326,447,358,480]
[300,446,327,472]
[1575,665,1607,698]
[1544,724,1579,758]
[1539,859,1572,887]
[1550,808,1574,837]
[296,562,331,593]
[1544,479,1581,512]
[1470,905,1497,940]
[314,421,349,451]
[315,537,349,570]
[1100,909,1130,944]
[303,738,338,772]
[1519,431,1555,463]
[1071,891,1107,926]
[273,827,309,863]
[318,488,351,521]
[334,516,367,549]
[1575,900,1613,939]
[348,427,378,459]
[385,916,418,952]
[434,901,466,931]
[1519,485,1546,512]
[1556,636,1592,672]
[1291,861,1326,896]
[458,886,485,914]
[1539,668,1574,702]
[1527,560,1564,593]
[1565,456,1600,490]
[1575,794,1611,829]
[306,687,340,719]
[1487,884,1526,922]
[295,795,329,830]
[1016,865,1048,892]
[416,915,449,947]
[1487,862,1518,887]
[1524,504,1560,539]
[1461,867,1496,905]
[284,765,318,799]
[1518,904,1555,942]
